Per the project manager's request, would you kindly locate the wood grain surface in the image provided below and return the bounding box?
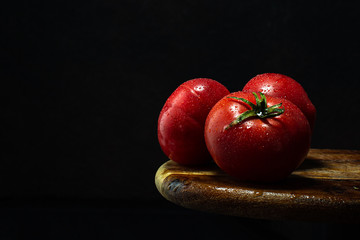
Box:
[155,149,360,222]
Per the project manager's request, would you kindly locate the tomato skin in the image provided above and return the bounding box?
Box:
[205,91,311,182]
[158,78,230,165]
[243,73,316,132]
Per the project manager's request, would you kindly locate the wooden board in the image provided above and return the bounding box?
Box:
[155,149,360,223]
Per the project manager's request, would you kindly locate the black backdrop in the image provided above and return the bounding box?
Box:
[2,0,360,205]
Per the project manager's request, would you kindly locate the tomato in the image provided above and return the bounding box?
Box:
[243,73,316,132]
[205,91,311,181]
[158,78,230,165]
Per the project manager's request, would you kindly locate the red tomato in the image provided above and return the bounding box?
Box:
[243,73,316,132]
[158,78,230,165]
[205,91,311,181]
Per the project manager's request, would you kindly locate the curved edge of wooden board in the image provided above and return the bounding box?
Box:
[155,149,360,223]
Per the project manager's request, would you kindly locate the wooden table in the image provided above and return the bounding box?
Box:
[155,149,360,223]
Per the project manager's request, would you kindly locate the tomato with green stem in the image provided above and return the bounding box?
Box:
[205,91,311,181]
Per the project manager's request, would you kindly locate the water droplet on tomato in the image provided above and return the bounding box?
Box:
[261,84,273,94]
[194,85,205,91]
[245,121,253,129]
[229,104,239,113]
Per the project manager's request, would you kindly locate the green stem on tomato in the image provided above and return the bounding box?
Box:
[225,92,284,130]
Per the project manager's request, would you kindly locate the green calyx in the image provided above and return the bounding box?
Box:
[225,92,284,130]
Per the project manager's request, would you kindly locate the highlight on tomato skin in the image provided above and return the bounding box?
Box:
[243,73,316,132]
[204,91,312,182]
[157,78,230,165]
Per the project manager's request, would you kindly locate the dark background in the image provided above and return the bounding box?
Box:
[2,0,360,239]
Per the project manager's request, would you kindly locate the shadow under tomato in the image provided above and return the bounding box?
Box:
[297,158,326,171]
[225,174,318,192]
